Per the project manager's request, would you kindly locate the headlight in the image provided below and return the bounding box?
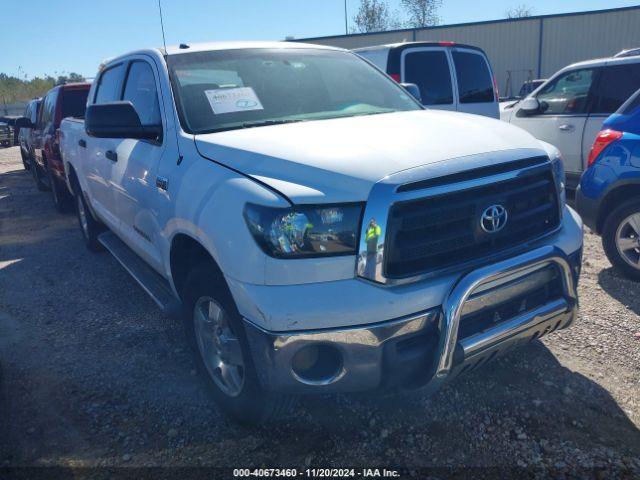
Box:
[244,203,363,258]
[551,153,566,207]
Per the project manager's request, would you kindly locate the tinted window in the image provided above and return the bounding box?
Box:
[622,90,640,115]
[39,90,58,129]
[94,64,125,104]
[592,63,640,114]
[61,89,89,119]
[404,50,453,105]
[452,51,494,103]
[123,62,161,126]
[535,68,595,115]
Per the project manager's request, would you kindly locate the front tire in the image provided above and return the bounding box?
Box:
[20,148,31,170]
[75,191,104,252]
[48,169,73,213]
[183,264,294,423]
[602,199,640,281]
[31,160,48,191]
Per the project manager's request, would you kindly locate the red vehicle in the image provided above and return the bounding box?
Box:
[29,83,90,211]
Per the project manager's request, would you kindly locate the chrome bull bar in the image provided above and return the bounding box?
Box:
[435,245,578,382]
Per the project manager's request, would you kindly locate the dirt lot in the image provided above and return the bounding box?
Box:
[0,146,639,476]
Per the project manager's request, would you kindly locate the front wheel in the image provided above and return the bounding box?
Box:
[49,170,73,213]
[602,199,640,281]
[75,192,104,252]
[183,264,294,423]
[20,148,31,170]
[31,160,48,191]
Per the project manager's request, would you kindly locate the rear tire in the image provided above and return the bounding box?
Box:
[75,191,105,252]
[182,263,295,424]
[48,169,73,213]
[602,199,640,281]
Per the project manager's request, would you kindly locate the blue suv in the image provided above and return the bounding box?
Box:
[576,88,640,280]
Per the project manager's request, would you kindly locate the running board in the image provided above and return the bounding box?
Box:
[98,231,181,317]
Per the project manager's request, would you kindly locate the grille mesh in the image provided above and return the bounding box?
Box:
[384,166,560,278]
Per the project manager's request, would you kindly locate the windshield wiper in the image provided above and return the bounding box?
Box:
[241,119,305,129]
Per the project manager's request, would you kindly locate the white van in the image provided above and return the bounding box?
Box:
[355,42,499,119]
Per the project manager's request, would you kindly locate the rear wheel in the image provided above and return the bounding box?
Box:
[602,199,640,281]
[183,264,294,423]
[76,191,104,252]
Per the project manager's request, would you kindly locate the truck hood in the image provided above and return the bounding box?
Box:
[195,109,547,203]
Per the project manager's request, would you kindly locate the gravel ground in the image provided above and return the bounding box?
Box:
[1,146,639,477]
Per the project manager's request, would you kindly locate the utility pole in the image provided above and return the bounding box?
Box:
[344,0,348,34]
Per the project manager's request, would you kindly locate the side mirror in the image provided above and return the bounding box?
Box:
[519,97,540,115]
[85,102,161,140]
[14,117,35,129]
[400,83,422,103]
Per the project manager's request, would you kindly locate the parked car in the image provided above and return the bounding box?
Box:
[518,79,547,98]
[23,83,90,211]
[17,98,41,170]
[501,54,640,190]
[60,42,582,423]
[0,122,12,148]
[354,41,499,118]
[576,88,640,280]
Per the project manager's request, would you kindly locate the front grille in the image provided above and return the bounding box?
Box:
[384,163,560,278]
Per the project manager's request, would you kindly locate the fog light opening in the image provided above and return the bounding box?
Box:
[291,344,343,385]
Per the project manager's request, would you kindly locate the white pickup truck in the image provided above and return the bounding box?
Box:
[60,41,583,423]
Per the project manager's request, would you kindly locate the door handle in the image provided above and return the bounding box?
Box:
[78,139,86,148]
[558,124,575,132]
[105,150,117,162]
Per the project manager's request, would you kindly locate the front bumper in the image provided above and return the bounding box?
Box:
[244,244,582,394]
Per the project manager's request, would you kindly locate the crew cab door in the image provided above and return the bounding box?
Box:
[509,67,598,183]
[110,58,166,272]
[84,62,127,230]
[33,89,57,170]
[401,47,456,111]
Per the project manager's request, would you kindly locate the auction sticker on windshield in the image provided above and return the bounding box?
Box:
[205,87,264,114]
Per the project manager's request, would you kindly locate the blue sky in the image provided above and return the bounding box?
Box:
[1,0,638,78]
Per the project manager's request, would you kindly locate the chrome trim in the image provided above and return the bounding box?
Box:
[244,244,580,394]
[357,148,555,285]
[243,309,439,393]
[436,245,577,380]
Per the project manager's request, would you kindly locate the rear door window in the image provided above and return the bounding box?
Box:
[403,50,453,105]
[535,68,596,115]
[452,51,494,103]
[94,64,125,104]
[122,61,161,126]
[61,89,89,119]
[591,62,640,114]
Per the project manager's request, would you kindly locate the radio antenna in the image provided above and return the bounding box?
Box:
[158,0,168,53]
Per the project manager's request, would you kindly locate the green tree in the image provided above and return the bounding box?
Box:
[352,0,401,33]
[401,0,442,28]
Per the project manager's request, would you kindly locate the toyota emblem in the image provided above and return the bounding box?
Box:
[481,204,508,233]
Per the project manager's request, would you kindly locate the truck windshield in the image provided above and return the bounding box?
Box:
[168,48,422,134]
